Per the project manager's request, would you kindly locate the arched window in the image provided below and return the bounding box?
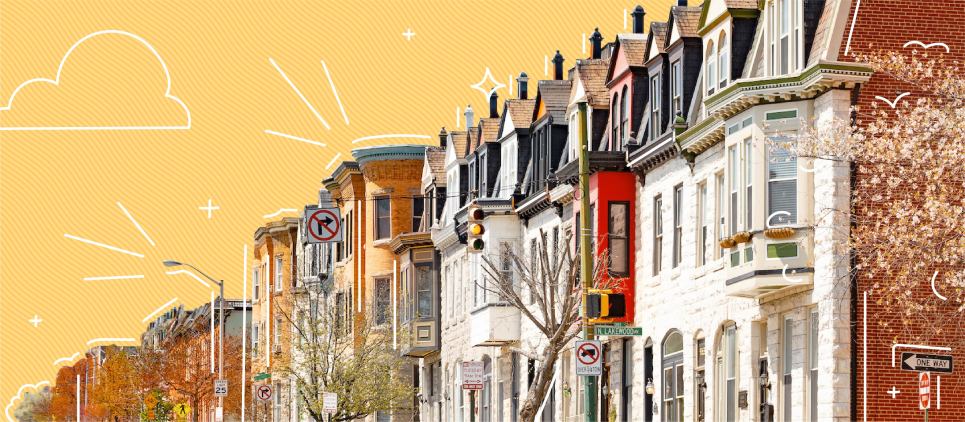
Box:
[662,330,684,422]
[718,32,729,90]
[621,85,630,148]
[611,94,621,150]
[706,41,717,96]
[716,324,738,422]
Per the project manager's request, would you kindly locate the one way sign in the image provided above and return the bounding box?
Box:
[901,352,953,373]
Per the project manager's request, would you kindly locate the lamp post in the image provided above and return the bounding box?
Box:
[163,260,225,418]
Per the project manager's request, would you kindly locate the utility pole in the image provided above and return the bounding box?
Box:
[578,101,598,422]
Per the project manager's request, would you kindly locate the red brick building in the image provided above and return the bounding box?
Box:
[842,1,965,420]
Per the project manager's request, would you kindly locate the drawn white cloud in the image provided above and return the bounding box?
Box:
[5,380,50,422]
[0,29,190,131]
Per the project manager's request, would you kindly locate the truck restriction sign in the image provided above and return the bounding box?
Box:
[919,372,930,410]
[575,340,602,376]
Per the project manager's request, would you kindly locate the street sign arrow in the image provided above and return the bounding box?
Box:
[901,352,953,373]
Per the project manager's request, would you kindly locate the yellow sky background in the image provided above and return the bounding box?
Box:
[0,0,684,410]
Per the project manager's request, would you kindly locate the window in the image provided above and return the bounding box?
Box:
[480,151,488,197]
[718,33,729,89]
[273,382,282,422]
[253,268,260,300]
[374,277,391,325]
[274,256,283,292]
[621,85,630,147]
[728,145,739,236]
[780,0,790,74]
[623,338,634,421]
[672,185,683,268]
[743,138,754,262]
[662,331,684,422]
[274,316,282,352]
[671,60,683,118]
[650,74,661,141]
[375,197,391,240]
[416,263,432,318]
[252,324,259,357]
[697,182,708,267]
[783,316,794,421]
[768,135,797,225]
[695,337,707,422]
[611,95,621,148]
[809,310,819,421]
[717,325,737,422]
[499,242,515,294]
[413,196,424,232]
[608,202,629,275]
[653,195,663,275]
[706,41,717,96]
[715,173,725,259]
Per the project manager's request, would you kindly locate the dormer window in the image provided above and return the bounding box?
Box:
[620,85,630,148]
[769,0,803,76]
[671,60,683,118]
[650,73,661,141]
[611,94,621,149]
[479,150,488,197]
[718,32,729,90]
[706,40,717,96]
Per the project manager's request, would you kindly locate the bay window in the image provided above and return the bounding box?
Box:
[416,263,432,318]
[697,182,708,267]
[274,256,283,292]
[608,202,629,276]
[780,0,790,74]
[767,135,798,225]
[375,196,391,240]
[715,173,725,259]
[743,138,754,261]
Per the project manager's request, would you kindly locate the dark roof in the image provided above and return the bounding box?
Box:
[618,34,649,66]
[647,22,669,58]
[449,131,468,159]
[478,118,501,144]
[574,58,610,109]
[425,146,446,183]
[535,80,572,122]
[670,6,703,39]
[504,99,537,131]
[465,127,479,156]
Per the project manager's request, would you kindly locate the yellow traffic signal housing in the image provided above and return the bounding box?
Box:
[585,289,626,323]
[467,205,486,253]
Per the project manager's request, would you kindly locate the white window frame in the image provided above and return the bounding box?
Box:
[706,40,717,96]
[718,32,729,89]
[652,194,663,276]
[650,74,661,141]
[671,60,683,118]
[782,315,795,421]
[672,184,683,268]
[253,268,260,300]
[716,324,738,422]
[274,256,283,292]
[808,309,819,421]
[696,181,708,267]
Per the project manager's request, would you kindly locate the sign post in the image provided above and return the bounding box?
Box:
[919,372,930,421]
[575,340,603,376]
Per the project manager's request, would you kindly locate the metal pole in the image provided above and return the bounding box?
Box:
[219,281,225,417]
[578,101,597,422]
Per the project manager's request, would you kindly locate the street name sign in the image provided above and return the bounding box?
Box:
[306,207,342,243]
[256,384,273,402]
[919,372,930,410]
[575,340,603,376]
[253,372,271,381]
[214,379,228,397]
[323,392,338,413]
[462,361,484,390]
[595,325,643,337]
[901,352,953,373]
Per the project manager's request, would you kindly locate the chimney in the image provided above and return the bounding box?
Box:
[438,127,447,147]
[678,0,687,5]
[489,91,499,118]
[552,50,565,80]
[632,6,645,34]
[517,72,529,100]
[464,105,474,129]
[590,28,603,59]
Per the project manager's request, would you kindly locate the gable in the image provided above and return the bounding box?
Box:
[611,43,631,81]
[669,20,681,46]
[569,77,587,107]
[703,0,729,28]
[445,134,457,166]
[648,36,660,61]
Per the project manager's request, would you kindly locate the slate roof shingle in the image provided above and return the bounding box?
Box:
[618,34,649,67]
[505,99,537,131]
[425,146,446,183]
[725,0,760,9]
[478,117,501,144]
[671,6,703,39]
[536,80,572,122]
[648,22,669,58]
[449,131,468,160]
[574,58,610,109]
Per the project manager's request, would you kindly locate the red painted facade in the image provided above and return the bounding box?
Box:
[588,170,637,324]
[841,1,965,420]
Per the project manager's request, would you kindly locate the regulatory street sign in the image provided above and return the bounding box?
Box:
[306,208,342,243]
[575,340,603,376]
[919,372,931,410]
[595,325,643,337]
[323,392,338,413]
[256,384,273,402]
[462,361,484,390]
[214,379,228,397]
[901,352,953,373]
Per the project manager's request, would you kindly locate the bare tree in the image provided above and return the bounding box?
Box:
[276,290,415,421]
[481,231,620,422]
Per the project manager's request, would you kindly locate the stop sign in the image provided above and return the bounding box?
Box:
[919,372,931,410]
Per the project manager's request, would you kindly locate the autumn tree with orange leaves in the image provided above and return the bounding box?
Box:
[162,324,249,422]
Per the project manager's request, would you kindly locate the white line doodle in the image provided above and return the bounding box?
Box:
[263,208,298,219]
[874,92,910,109]
[903,40,951,53]
[64,234,144,258]
[269,58,331,130]
[930,270,947,301]
[117,202,155,246]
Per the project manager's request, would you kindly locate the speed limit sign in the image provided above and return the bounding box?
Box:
[214,379,228,397]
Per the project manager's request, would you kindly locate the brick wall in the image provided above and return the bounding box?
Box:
[840,1,965,420]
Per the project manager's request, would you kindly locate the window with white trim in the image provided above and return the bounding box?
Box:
[611,94,621,149]
[274,256,283,292]
[808,310,819,421]
[672,184,683,268]
[253,268,260,300]
[696,181,708,267]
[621,85,630,147]
[768,134,798,225]
[716,324,738,422]
[375,196,391,240]
[706,40,717,96]
[671,60,683,118]
[783,315,794,421]
[653,195,663,275]
[715,172,725,259]
[650,74,661,141]
[718,32,729,89]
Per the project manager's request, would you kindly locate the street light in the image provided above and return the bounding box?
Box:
[163,259,226,418]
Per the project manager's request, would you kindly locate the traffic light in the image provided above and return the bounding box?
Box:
[585,289,626,323]
[468,205,486,253]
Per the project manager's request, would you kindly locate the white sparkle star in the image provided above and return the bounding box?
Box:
[29,315,42,327]
[470,67,506,100]
[199,199,220,219]
[402,28,416,41]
